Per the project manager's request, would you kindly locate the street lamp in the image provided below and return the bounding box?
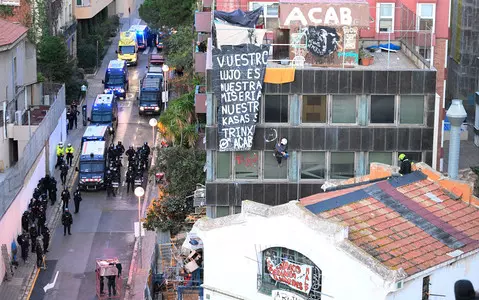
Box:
[149,118,158,166]
[134,186,145,243]
[162,64,169,109]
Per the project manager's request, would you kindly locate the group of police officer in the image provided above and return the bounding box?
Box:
[125,142,150,194]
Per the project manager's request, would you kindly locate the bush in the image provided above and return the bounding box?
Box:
[77,43,97,69]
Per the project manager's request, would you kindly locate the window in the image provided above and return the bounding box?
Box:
[400,95,424,124]
[12,57,17,87]
[264,95,288,123]
[216,207,229,218]
[216,152,231,179]
[302,95,327,123]
[401,152,422,163]
[332,95,356,123]
[330,152,355,179]
[418,4,435,31]
[419,47,431,61]
[369,152,393,172]
[264,151,287,179]
[250,2,279,29]
[234,151,259,179]
[377,3,395,32]
[422,276,430,300]
[301,152,326,179]
[371,95,395,124]
[76,0,82,5]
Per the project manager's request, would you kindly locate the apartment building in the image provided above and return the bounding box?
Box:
[194,0,446,218]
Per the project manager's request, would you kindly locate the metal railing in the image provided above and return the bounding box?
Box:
[0,84,65,219]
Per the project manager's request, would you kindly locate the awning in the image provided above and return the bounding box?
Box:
[264,68,296,84]
[279,0,370,28]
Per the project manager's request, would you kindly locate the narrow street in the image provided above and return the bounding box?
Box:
[29,11,158,300]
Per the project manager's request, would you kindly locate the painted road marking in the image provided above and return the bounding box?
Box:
[152,48,158,55]
[43,271,59,293]
[143,47,150,55]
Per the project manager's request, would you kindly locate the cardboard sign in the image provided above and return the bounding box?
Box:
[212,44,270,152]
[266,257,313,294]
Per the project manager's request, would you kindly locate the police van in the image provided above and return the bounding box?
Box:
[89,94,118,135]
[77,141,107,191]
[81,125,112,148]
[103,60,129,99]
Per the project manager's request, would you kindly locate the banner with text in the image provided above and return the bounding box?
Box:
[266,257,313,294]
[212,44,270,152]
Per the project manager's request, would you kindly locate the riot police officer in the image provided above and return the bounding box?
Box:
[73,187,82,214]
[125,167,134,193]
[60,163,69,185]
[105,170,115,197]
[61,188,70,211]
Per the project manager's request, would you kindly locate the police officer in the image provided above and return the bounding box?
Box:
[398,153,412,175]
[62,208,73,236]
[35,237,44,268]
[33,187,41,200]
[142,142,151,157]
[37,207,46,235]
[116,141,125,155]
[67,108,74,130]
[126,145,135,162]
[105,170,115,197]
[73,187,82,214]
[29,223,38,253]
[55,142,64,169]
[61,187,70,211]
[22,210,31,232]
[126,167,134,193]
[42,227,50,253]
[48,177,58,205]
[60,163,69,185]
[17,233,29,263]
[71,104,80,129]
[65,143,75,167]
[108,143,117,162]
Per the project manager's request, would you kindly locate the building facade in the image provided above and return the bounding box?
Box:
[190,163,479,300]
[195,0,444,218]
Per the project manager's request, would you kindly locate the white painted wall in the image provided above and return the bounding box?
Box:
[48,109,67,175]
[0,149,45,282]
[195,214,391,300]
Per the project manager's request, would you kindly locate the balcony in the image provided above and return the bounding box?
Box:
[195,11,211,33]
[195,52,207,73]
[202,0,212,8]
[75,0,113,20]
[195,85,206,114]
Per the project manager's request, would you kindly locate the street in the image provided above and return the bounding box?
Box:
[29,15,157,300]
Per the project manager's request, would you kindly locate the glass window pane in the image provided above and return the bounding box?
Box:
[380,4,393,17]
[265,18,279,29]
[420,4,434,18]
[379,20,393,32]
[266,3,279,16]
[216,207,229,218]
[400,95,424,124]
[370,152,392,165]
[302,95,327,123]
[301,152,326,179]
[419,19,433,30]
[330,152,355,179]
[216,152,231,179]
[264,151,287,179]
[402,152,422,163]
[234,151,259,179]
[265,95,288,123]
[251,2,261,10]
[371,95,395,123]
[332,95,356,123]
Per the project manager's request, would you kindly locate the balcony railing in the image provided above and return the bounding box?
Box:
[195,85,206,114]
[195,11,211,33]
[195,52,207,73]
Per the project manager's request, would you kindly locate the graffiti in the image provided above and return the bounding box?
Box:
[306,26,340,57]
[342,26,358,50]
[337,51,359,63]
[235,152,258,167]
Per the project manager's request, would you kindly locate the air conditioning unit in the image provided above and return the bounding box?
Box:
[14,110,23,125]
[43,95,50,105]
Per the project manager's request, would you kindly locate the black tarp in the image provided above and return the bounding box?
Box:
[214,7,263,28]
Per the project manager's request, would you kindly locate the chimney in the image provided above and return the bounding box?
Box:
[446,99,467,179]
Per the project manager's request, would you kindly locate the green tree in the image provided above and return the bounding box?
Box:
[144,147,206,234]
[139,0,194,29]
[164,25,195,73]
[37,35,72,82]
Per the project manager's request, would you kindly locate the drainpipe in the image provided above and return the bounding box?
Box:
[446,99,467,179]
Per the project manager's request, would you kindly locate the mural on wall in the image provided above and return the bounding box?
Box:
[306,26,340,57]
[212,44,270,152]
[337,26,359,65]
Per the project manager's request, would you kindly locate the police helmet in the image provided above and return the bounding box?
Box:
[398,153,406,161]
[58,142,63,146]
[67,143,72,147]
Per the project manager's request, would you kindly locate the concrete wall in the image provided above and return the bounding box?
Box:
[48,109,67,175]
[0,149,46,283]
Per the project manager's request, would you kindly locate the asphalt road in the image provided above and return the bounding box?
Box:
[30,16,159,300]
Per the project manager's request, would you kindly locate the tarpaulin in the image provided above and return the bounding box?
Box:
[264,68,296,84]
[214,7,263,28]
[214,22,266,47]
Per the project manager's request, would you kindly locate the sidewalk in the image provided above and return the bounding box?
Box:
[0,112,86,300]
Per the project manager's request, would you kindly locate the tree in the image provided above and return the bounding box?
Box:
[164,25,195,73]
[144,147,206,234]
[37,35,72,82]
[139,0,194,29]
[158,91,197,147]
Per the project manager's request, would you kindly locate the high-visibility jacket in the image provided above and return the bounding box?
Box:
[65,146,74,154]
[56,145,64,156]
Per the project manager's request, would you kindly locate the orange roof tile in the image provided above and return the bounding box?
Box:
[302,174,479,276]
[0,19,28,48]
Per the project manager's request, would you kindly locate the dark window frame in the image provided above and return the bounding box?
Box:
[263,94,289,124]
[370,94,396,124]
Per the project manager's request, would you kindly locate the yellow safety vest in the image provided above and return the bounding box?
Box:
[56,146,64,156]
[66,146,74,154]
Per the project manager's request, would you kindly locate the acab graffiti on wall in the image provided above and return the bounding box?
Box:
[212,44,270,152]
[266,257,313,294]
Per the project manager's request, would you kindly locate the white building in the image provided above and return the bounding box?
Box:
[190,164,479,300]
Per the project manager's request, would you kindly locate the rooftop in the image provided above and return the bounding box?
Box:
[0,19,28,48]
[301,165,479,276]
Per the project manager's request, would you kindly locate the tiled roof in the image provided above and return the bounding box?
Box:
[301,171,479,276]
[0,19,28,48]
